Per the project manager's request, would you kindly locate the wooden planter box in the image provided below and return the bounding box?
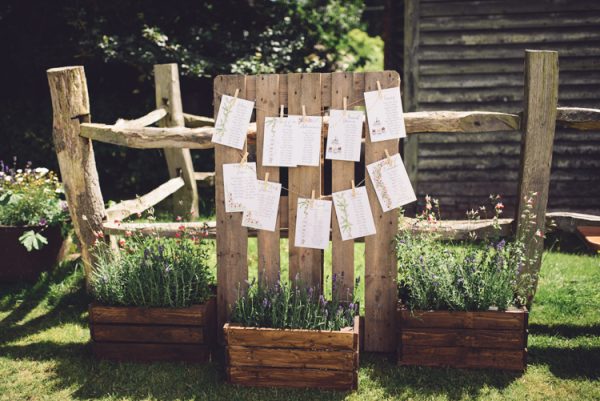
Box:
[0,225,64,282]
[89,297,216,363]
[397,305,528,371]
[224,316,360,391]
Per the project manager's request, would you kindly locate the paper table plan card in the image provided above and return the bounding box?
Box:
[294,198,332,250]
[262,117,298,167]
[366,153,416,212]
[325,110,365,162]
[332,187,376,241]
[242,180,281,232]
[212,94,255,150]
[364,86,406,142]
[222,162,257,213]
[289,115,322,166]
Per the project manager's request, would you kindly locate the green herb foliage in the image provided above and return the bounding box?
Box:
[90,229,213,308]
[396,195,540,311]
[230,273,358,331]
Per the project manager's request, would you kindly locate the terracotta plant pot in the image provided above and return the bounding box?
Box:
[224,316,360,391]
[397,304,528,371]
[0,225,64,282]
[89,296,217,363]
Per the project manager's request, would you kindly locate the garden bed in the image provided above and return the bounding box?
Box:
[0,225,64,282]
[224,315,360,390]
[397,304,528,371]
[89,297,216,363]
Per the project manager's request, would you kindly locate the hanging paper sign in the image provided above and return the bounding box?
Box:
[294,198,332,250]
[212,94,255,150]
[332,187,376,241]
[289,115,322,166]
[242,180,281,232]
[325,110,364,162]
[366,153,416,212]
[364,87,406,142]
[262,117,298,167]
[222,162,257,212]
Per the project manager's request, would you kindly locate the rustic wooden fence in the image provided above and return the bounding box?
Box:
[48,50,600,353]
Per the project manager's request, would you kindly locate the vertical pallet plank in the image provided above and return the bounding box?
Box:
[515,50,559,305]
[288,73,323,288]
[214,75,249,339]
[331,72,356,296]
[256,75,281,284]
[154,64,200,219]
[47,66,106,289]
[364,71,401,352]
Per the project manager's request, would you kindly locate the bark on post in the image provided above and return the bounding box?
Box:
[47,66,106,288]
[154,64,199,219]
[515,50,559,306]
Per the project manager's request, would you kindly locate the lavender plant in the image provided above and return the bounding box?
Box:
[90,227,213,308]
[230,273,358,331]
[0,159,69,251]
[396,194,541,311]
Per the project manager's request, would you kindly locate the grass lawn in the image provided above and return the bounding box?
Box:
[0,247,598,401]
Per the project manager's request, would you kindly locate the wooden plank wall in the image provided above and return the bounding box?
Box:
[399,0,600,218]
[215,72,400,351]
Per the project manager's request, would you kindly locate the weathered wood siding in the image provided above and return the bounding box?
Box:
[397,0,600,218]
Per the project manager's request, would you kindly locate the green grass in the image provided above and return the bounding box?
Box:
[1,249,599,401]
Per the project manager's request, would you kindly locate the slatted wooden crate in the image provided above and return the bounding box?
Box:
[89,296,216,363]
[225,316,360,390]
[397,306,528,371]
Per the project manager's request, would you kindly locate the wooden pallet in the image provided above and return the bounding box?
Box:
[89,297,216,363]
[576,226,600,251]
[397,306,528,371]
[225,316,360,390]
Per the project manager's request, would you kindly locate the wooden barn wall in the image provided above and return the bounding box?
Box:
[398,0,600,219]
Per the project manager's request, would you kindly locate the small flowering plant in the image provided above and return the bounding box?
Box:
[0,160,69,251]
[396,194,540,311]
[90,227,213,308]
[230,273,358,331]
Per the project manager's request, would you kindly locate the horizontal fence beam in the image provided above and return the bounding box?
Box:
[556,107,600,131]
[194,171,216,184]
[80,123,214,149]
[114,107,167,128]
[400,217,514,240]
[183,113,215,128]
[105,177,185,221]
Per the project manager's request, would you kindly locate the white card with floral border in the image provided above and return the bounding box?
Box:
[294,198,332,250]
[212,94,255,150]
[289,115,322,166]
[366,153,416,212]
[332,187,376,241]
[222,162,257,213]
[262,117,299,167]
[242,180,281,232]
[364,86,406,142]
[325,110,364,162]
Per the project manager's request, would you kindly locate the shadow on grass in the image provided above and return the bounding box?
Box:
[529,323,600,338]
[359,353,519,401]
[528,345,600,380]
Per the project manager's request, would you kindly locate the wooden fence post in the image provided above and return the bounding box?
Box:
[515,50,559,305]
[47,66,106,288]
[154,64,199,219]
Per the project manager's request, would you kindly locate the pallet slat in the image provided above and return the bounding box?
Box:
[397,307,527,330]
[92,343,211,363]
[91,324,204,344]
[227,346,356,370]
[401,328,525,349]
[89,300,212,326]
[227,366,355,390]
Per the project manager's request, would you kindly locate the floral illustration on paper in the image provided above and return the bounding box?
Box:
[371,162,393,210]
[214,96,235,141]
[226,191,243,211]
[334,195,352,238]
[297,198,312,246]
[243,210,259,227]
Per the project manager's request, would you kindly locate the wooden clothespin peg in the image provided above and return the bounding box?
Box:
[263,172,270,190]
[240,151,249,165]
[343,97,348,117]
[351,179,356,197]
[376,80,383,98]
[384,149,392,165]
[280,104,285,118]
[232,88,240,104]
[302,105,307,123]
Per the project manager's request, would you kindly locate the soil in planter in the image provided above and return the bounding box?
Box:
[89,297,217,363]
[225,316,360,391]
[397,306,528,371]
[0,225,64,282]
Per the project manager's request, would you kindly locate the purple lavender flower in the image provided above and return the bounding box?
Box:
[262,298,268,308]
[60,200,69,212]
[38,217,48,226]
[319,294,326,307]
[349,302,355,311]
[308,287,314,299]
[496,239,506,251]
